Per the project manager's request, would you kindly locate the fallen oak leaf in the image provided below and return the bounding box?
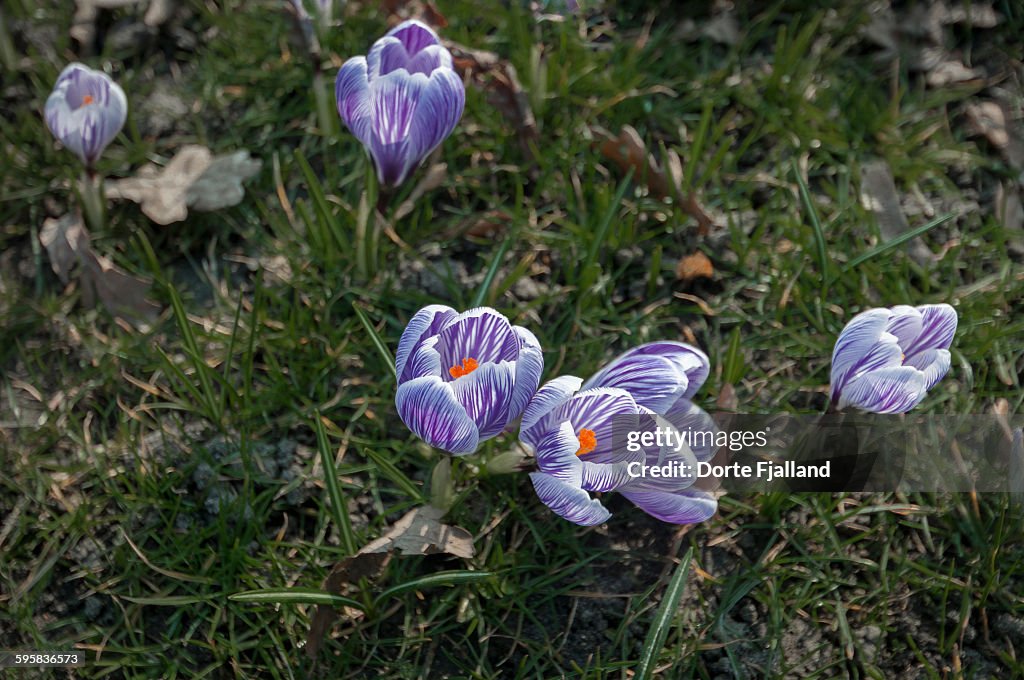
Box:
[39,213,160,322]
[307,505,474,659]
[591,124,717,234]
[106,145,261,224]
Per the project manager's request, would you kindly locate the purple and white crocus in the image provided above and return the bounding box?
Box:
[830,304,958,414]
[45,63,127,169]
[395,305,543,455]
[335,20,465,188]
[523,342,718,526]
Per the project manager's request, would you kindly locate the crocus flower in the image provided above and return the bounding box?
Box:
[44,63,127,169]
[581,341,710,412]
[335,20,465,188]
[521,377,718,526]
[830,304,957,414]
[395,305,543,455]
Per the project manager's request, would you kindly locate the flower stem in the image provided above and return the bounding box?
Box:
[78,169,105,232]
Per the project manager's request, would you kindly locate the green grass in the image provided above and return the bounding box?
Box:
[2,0,1023,677]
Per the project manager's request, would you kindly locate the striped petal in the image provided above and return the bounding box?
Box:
[45,63,127,167]
[520,375,583,439]
[395,376,479,454]
[620,489,717,524]
[395,304,457,381]
[838,366,929,414]
[507,326,544,425]
[533,420,583,486]
[436,308,519,376]
[450,360,516,440]
[905,348,951,391]
[582,341,710,411]
[905,304,957,360]
[529,472,611,526]
[830,308,894,401]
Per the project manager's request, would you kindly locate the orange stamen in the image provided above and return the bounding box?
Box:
[448,357,479,379]
[576,429,597,456]
[82,94,95,106]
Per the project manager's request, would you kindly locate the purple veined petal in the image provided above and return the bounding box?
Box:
[364,69,431,186]
[395,376,480,454]
[618,442,698,494]
[435,308,519,378]
[582,353,685,414]
[533,420,583,486]
[587,342,711,400]
[884,305,923,350]
[402,340,442,382]
[620,489,717,524]
[581,449,645,493]
[336,56,371,130]
[529,472,611,526]
[507,326,544,425]
[384,19,442,55]
[395,304,457,381]
[905,304,957,360]
[837,366,929,414]
[829,308,892,400]
[904,348,951,391]
[404,67,464,178]
[554,387,639,458]
[660,397,719,461]
[449,360,516,440]
[369,37,453,77]
[520,375,583,438]
[45,63,127,167]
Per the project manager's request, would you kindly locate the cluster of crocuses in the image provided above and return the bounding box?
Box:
[395,303,958,526]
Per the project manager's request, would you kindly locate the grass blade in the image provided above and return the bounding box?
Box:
[792,159,829,282]
[230,588,363,609]
[375,571,492,605]
[314,412,357,555]
[471,233,512,308]
[361,446,425,502]
[843,212,956,271]
[352,302,397,380]
[635,547,694,680]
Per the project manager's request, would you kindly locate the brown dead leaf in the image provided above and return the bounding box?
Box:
[859,159,934,266]
[106,145,261,225]
[307,505,474,658]
[591,124,717,234]
[965,100,1024,173]
[675,251,714,283]
[39,213,159,322]
[382,0,447,27]
[447,41,539,159]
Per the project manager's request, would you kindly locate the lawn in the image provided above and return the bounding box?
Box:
[1,0,1023,677]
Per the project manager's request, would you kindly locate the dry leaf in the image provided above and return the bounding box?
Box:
[106,145,261,225]
[307,505,474,658]
[447,41,539,159]
[361,506,474,558]
[187,151,263,211]
[859,159,934,266]
[965,101,1024,173]
[39,213,159,322]
[925,58,984,87]
[675,251,714,283]
[591,124,717,234]
[996,182,1023,231]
